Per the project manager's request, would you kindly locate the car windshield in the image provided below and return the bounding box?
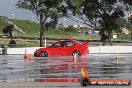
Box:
[51,42,61,47]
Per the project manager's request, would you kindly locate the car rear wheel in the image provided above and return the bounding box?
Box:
[40,51,48,57]
[72,50,81,57]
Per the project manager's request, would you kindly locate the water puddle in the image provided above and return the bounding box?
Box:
[0,54,132,82]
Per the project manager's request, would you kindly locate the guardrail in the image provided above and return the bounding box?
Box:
[0,46,131,55]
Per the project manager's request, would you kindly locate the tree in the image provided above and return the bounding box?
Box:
[3,25,16,47]
[66,0,132,45]
[65,25,77,33]
[115,18,128,38]
[127,15,132,40]
[16,0,67,47]
[123,0,132,40]
[3,25,14,38]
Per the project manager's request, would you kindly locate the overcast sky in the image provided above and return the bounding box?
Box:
[0,0,37,21]
[0,0,85,27]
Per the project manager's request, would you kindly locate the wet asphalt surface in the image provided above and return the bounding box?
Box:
[0,54,132,87]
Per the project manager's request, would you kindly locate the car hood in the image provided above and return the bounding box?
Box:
[36,47,49,51]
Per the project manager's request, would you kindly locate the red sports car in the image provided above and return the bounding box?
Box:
[34,40,89,57]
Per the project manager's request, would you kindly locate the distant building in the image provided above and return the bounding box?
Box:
[58,23,68,28]
[122,27,131,34]
[59,24,86,28]
[73,25,85,28]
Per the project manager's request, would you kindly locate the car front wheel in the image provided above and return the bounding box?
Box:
[40,51,48,57]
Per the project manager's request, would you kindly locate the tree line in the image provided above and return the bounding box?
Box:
[16,0,132,46]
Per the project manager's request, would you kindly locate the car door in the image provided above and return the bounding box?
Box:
[59,41,75,56]
[49,42,63,56]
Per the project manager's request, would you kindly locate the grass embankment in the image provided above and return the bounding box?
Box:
[0,16,101,47]
[0,16,132,47]
[10,19,77,38]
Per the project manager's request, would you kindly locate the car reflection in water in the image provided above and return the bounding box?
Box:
[33,56,89,82]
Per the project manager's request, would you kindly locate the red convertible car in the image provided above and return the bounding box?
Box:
[34,40,89,57]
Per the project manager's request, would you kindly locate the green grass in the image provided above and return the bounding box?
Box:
[0,16,132,47]
[10,19,40,37]
[0,18,75,38]
[0,16,118,39]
